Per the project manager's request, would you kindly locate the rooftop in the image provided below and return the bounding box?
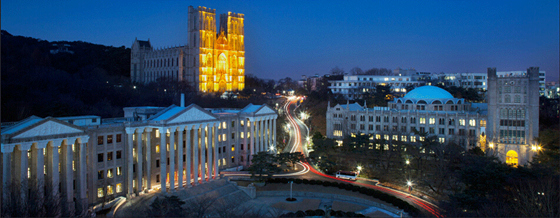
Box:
[403,86,453,99]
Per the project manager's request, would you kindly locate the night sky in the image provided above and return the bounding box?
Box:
[2,0,558,82]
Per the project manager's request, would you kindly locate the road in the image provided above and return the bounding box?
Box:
[281,96,444,218]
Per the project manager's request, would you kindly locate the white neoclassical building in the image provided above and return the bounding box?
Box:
[1,102,277,214]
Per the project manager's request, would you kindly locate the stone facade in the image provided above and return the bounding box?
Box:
[131,6,245,93]
[486,67,539,167]
[326,86,487,150]
[1,103,276,211]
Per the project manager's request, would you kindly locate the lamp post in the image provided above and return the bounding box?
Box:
[407,181,413,196]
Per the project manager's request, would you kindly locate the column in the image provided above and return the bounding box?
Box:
[249,119,255,162]
[30,143,45,198]
[265,118,270,152]
[185,126,192,187]
[207,124,213,180]
[46,141,60,200]
[200,124,206,183]
[77,139,88,214]
[260,118,265,153]
[12,145,28,203]
[273,118,277,151]
[177,127,184,189]
[193,126,199,185]
[2,147,13,205]
[126,128,134,197]
[61,141,73,215]
[159,128,167,192]
[145,128,152,191]
[136,130,143,193]
[243,120,248,166]
[214,122,220,177]
[169,128,175,191]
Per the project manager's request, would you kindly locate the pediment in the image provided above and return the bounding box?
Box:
[13,120,84,139]
[167,106,217,124]
[255,105,276,115]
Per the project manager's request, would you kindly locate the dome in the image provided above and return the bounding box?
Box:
[403,86,453,99]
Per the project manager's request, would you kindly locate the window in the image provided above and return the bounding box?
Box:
[410,117,416,124]
[107,135,113,144]
[107,169,114,178]
[392,135,398,141]
[439,128,445,134]
[117,167,122,176]
[231,121,235,128]
[411,136,416,142]
[369,116,374,122]
[469,130,476,136]
[155,129,160,138]
[97,136,104,145]
[419,127,425,133]
[156,159,160,168]
[360,115,365,122]
[107,152,113,161]
[439,118,445,125]
[116,183,123,193]
[156,175,160,183]
[401,126,406,132]
[429,118,435,125]
[469,119,476,127]
[350,115,356,121]
[351,124,356,130]
[117,150,122,159]
[360,124,365,130]
[98,170,104,180]
[156,145,160,153]
[439,138,445,143]
[401,117,407,123]
[459,119,466,126]
[401,135,407,142]
[480,120,487,127]
[429,127,435,134]
[116,134,122,142]
[98,153,104,162]
[97,188,104,198]
[231,133,235,139]
[419,118,426,124]
[369,125,374,131]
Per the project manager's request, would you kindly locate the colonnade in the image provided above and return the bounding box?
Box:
[1,136,89,215]
[243,116,276,164]
[125,122,220,195]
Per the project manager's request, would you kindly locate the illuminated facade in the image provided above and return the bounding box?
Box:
[486,67,540,167]
[131,6,245,93]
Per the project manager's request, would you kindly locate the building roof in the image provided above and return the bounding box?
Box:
[403,86,453,99]
[138,40,151,48]
[2,116,44,134]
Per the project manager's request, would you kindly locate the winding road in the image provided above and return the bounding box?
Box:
[281,96,444,218]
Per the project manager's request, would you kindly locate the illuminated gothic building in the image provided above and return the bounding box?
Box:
[1,101,277,213]
[486,67,540,167]
[130,6,245,93]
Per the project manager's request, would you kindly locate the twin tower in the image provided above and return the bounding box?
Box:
[131,6,245,93]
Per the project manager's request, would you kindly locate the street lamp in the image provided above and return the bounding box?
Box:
[357,166,362,172]
[407,181,413,196]
[405,160,410,165]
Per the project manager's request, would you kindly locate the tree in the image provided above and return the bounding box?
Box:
[248,152,281,180]
[278,152,305,170]
[532,129,560,173]
[349,67,363,75]
[146,196,186,217]
[330,66,344,75]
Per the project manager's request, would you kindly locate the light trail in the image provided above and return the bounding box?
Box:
[283,96,443,218]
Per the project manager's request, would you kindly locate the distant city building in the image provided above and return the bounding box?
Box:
[438,72,488,92]
[131,6,245,93]
[328,75,425,100]
[486,67,540,167]
[327,67,541,168]
[393,67,417,76]
[544,81,559,99]
[1,101,277,213]
[327,85,487,150]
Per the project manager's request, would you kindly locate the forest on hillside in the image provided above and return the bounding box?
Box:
[1,31,274,122]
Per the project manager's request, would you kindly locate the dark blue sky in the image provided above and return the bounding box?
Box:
[3,0,558,82]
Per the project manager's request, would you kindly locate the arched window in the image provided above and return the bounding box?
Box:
[417,100,427,104]
[432,100,442,104]
[506,150,518,168]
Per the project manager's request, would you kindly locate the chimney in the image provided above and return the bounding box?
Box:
[180,93,185,107]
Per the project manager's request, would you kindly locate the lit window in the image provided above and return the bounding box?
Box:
[419,136,425,142]
[375,134,381,140]
[155,129,160,138]
[156,145,160,153]
[117,167,122,176]
[411,136,416,142]
[429,118,435,125]
[419,118,426,124]
[469,119,476,127]
[73,161,76,171]
[107,169,114,178]
[401,136,407,142]
[116,183,123,193]
[222,122,227,129]
[97,188,104,198]
[460,119,466,126]
[107,185,114,195]
[439,138,445,143]
[392,135,398,141]
[480,120,487,127]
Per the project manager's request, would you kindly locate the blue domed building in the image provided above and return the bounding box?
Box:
[327,85,488,150]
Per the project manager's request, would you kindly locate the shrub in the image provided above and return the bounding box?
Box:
[294,179,303,184]
[314,209,325,216]
[302,179,309,184]
[305,210,315,216]
[295,210,306,217]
